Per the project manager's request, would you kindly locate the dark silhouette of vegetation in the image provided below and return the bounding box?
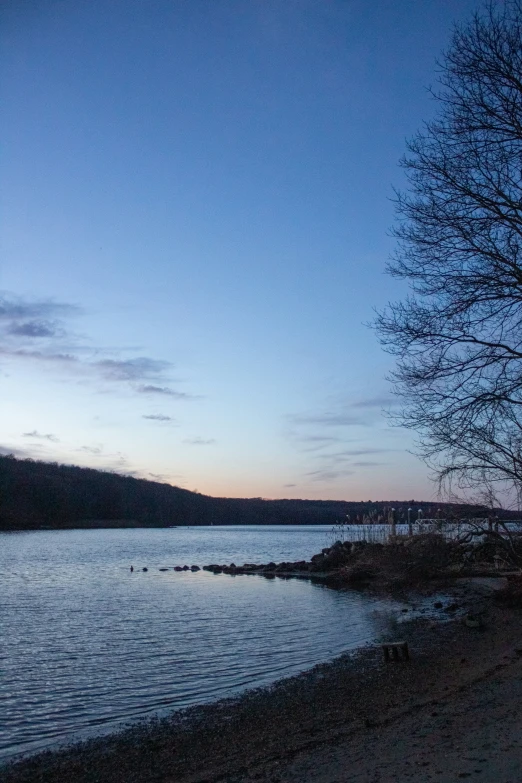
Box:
[376,1,522,500]
[0,455,508,530]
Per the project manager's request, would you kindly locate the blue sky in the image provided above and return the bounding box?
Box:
[1,0,479,500]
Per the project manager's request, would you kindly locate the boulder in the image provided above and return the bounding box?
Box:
[204,564,223,573]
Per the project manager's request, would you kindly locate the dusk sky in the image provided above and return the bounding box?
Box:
[1,0,479,501]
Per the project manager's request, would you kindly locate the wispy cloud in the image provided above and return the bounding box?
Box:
[95,358,171,382]
[351,396,397,409]
[283,483,297,488]
[352,460,387,467]
[23,430,59,443]
[142,413,173,422]
[8,321,64,338]
[0,292,200,402]
[306,468,355,482]
[0,295,80,324]
[78,445,103,455]
[0,348,78,365]
[288,412,366,427]
[136,384,195,398]
[183,437,216,446]
[316,448,392,459]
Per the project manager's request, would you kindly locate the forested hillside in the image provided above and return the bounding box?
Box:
[0,455,502,530]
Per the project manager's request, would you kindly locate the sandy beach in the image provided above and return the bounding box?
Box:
[3,578,522,783]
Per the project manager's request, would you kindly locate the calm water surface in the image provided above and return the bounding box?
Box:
[1,526,405,761]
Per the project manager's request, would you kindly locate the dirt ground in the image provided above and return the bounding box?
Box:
[3,578,522,783]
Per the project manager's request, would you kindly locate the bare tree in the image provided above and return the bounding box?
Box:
[376,1,522,502]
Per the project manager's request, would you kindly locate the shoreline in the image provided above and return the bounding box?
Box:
[4,577,520,783]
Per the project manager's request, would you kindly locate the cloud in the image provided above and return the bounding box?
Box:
[288,412,366,427]
[8,320,64,338]
[351,460,387,467]
[22,430,59,443]
[306,469,355,482]
[0,293,202,402]
[316,448,392,459]
[95,357,171,382]
[136,384,194,398]
[0,348,78,364]
[78,445,103,455]
[142,414,173,422]
[283,483,297,487]
[351,396,397,409]
[0,295,80,324]
[183,437,216,446]
[298,435,342,450]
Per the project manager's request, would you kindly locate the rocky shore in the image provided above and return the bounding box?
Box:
[197,532,495,590]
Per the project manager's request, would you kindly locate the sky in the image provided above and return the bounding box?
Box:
[1,0,480,501]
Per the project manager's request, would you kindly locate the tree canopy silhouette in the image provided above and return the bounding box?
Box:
[376,1,522,501]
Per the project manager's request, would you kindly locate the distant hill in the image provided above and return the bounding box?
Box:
[0,454,513,531]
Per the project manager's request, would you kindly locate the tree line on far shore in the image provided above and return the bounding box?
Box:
[0,455,505,531]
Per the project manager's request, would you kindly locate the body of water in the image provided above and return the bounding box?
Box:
[1,525,408,761]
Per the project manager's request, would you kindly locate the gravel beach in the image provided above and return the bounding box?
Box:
[3,578,522,783]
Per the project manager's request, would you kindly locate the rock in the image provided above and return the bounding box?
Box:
[142,567,148,572]
[174,566,183,572]
[322,548,351,569]
[182,565,189,571]
[264,562,277,571]
[434,601,443,609]
[463,614,483,629]
[159,568,169,572]
[190,565,200,571]
[444,602,459,612]
[229,563,236,569]
[203,564,223,573]
[341,565,376,583]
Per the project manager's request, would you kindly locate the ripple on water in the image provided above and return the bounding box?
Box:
[1,526,401,760]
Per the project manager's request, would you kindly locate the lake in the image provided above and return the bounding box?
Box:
[1,525,409,761]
